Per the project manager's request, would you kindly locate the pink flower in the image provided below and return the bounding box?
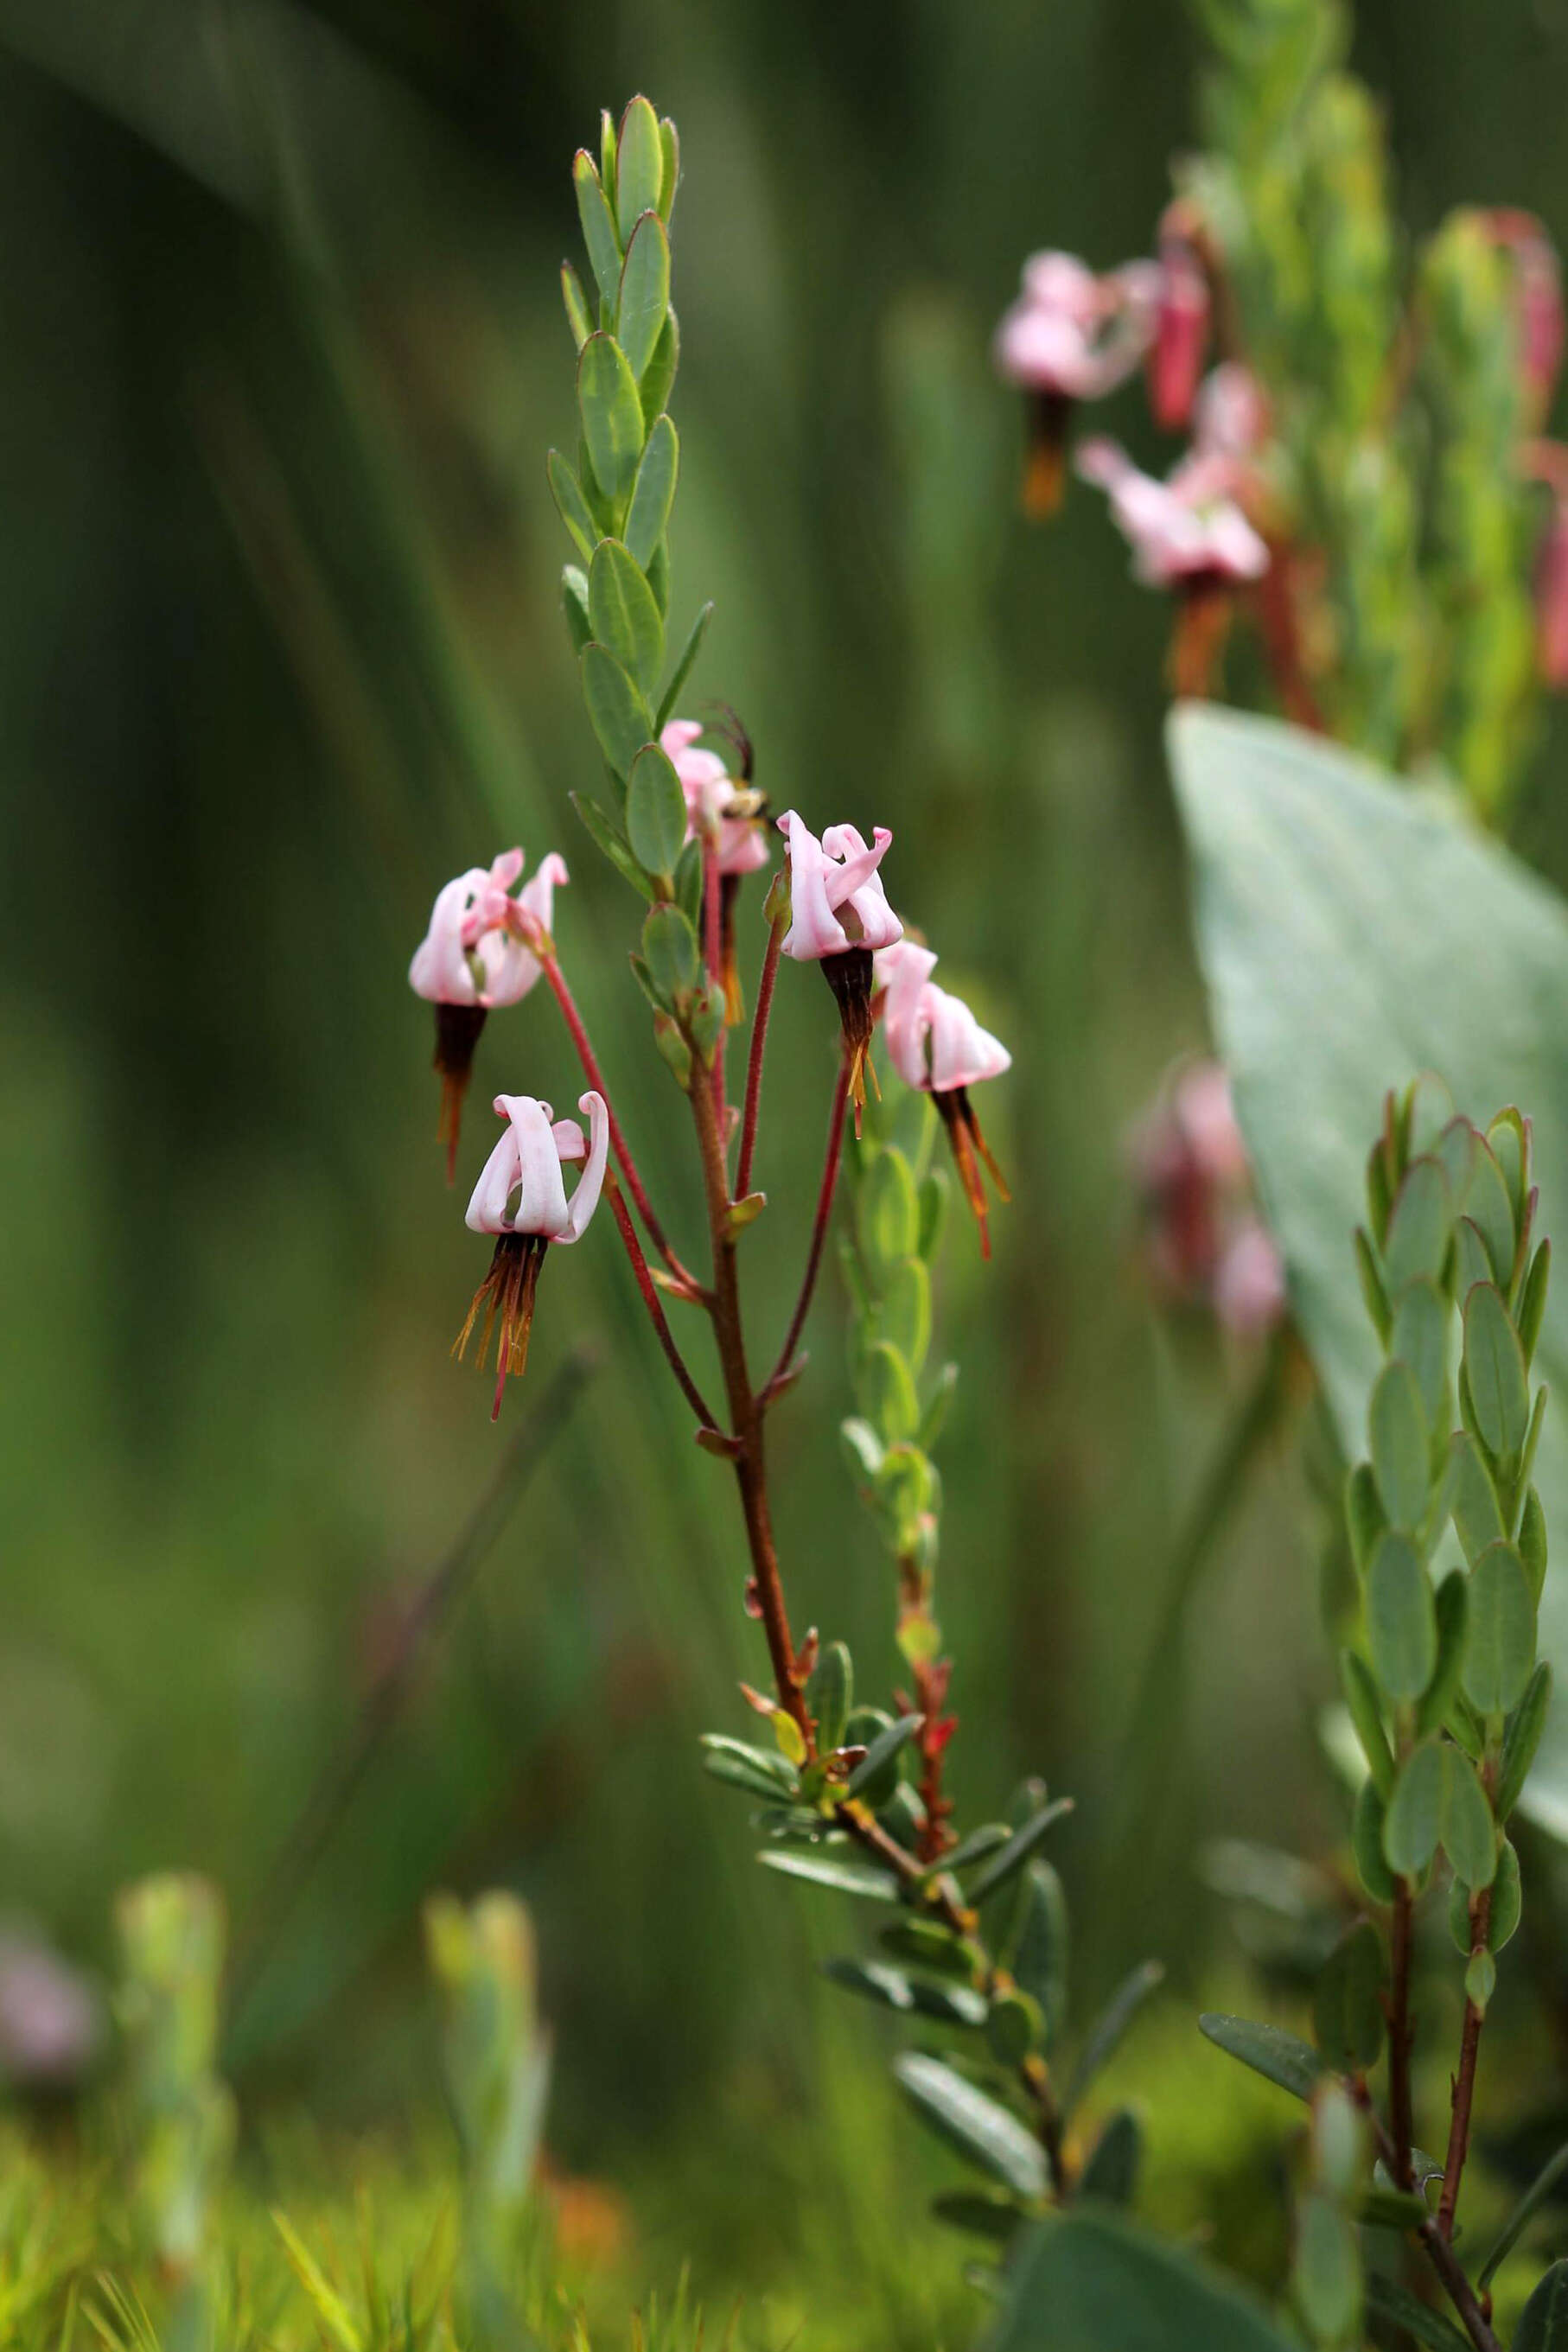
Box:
[994,252,1161,519]
[1077,438,1268,590]
[1150,233,1210,433]
[876,940,1011,1258]
[408,850,569,1182]
[457,1092,609,1420]
[660,720,768,879]
[993,252,1160,401]
[1214,1219,1287,1339]
[778,813,902,1130]
[776,814,902,962]
[1487,210,1564,429]
[1193,364,1269,462]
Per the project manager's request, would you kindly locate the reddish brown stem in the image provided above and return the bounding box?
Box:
[1388,1876,1417,2190]
[702,840,727,1134]
[736,920,782,1201]
[1249,545,1329,735]
[539,953,702,1295]
[1438,1885,1494,2240]
[603,1173,720,1433]
[764,1061,851,1399]
[1359,2093,1502,2352]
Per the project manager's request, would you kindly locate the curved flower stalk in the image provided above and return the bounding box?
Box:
[456,1092,609,1419]
[409,850,569,1180]
[993,250,1160,516]
[661,715,767,1018]
[876,938,1011,1257]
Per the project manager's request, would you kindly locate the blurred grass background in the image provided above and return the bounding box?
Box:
[4,0,1568,2319]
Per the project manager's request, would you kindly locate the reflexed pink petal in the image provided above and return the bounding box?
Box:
[558,1091,610,1242]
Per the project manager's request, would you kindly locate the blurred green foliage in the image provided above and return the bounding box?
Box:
[6,0,1568,2330]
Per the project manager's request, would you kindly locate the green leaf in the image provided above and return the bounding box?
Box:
[1197,2013,1324,2102]
[942,1822,1011,1876]
[1498,1660,1553,1819]
[699,1734,798,1800]
[823,1955,985,2027]
[918,1361,959,1450]
[1367,1530,1438,1703]
[1004,1859,1068,2046]
[616,210,671,380]
[758,1849,899,1901]
[1384,1738,1444,1877]
[1416,1571,1470,1740]
[1516,2260,1568,2352]
[1364,2273,1472,2352]
[1312,1917,1385,2074]
[625,743,687,879]
[1063,1960,1164,2119]
[546,449,596,563]
[1521,1240,1552,1366]
[967,1797,1074,1906]
[654,598,711,732]
[1341,1649,1395,1794]
[1393,1278,1450,1430]
[598,107,617,210]
[1167,705,1568,1841]
[572,150,621,303]
[806,1641,853,1757]
[1352,1775,1398,1900]
[615,96,664,244]
[1468,1140,1519,1287]
[931,2188,1028,2243]
[985,2208,1300,2352]
[577,333,644,512]
[893,2053,1047,2201]
[1522,1484,1550,1603]
[845,1711,922,1798]
[1450,1834,1521,1954]
[561,564,591,656]
[570,790,655,902]
[1479,2141,1568,2291]
[1293,2192,1361,2348]
[1441,1746,1497,1889]
[639,308,679,431]
[560,260,592,353]
[624,415,679,573]
[1369,1361,1431,1533]
[1385,1157,1454,1294]
[879,1258,932,1373]
[641,903,699,1000]
[588,539,663,697]
[857,1339,920,1444]
[657,116,680,220]
[1450,1431,1507,1564]
[859,1147,921,1272]
[1464,1540,1537,1715]
[986,1988,1042,2065]
[579,642,653,782]
[1079,2109,1140,2207]
[1345,1462,1387,1578]
[1465,1283,1531,1461]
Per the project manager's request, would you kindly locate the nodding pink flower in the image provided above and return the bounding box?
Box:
[408,851,570,1182]
[1078,437,1268,697]
[1536,488,1568,687]
[456,1091,609,1420]
[1487,209,1565,430]
[1132,1058,1284,1338]
[1193,363,1269,462]
[661,716,768,1022]
[876,940,1011,1258]
[777,813,902,1129]
[1150,229,1211,432]
[993,251,1161,518]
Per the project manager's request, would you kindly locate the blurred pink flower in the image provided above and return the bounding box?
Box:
[1132,1059,1284,1339]
[1150,232,1210,432]
[876,940,1011,1257]
[1194,364,1270,462]
[660,719,768,879]
[993,252,1160,517]
[1487,209,1564,429]
[1077,438,1268,590]
[1213,1219,1288,1339]
[458,1092,609,1420]
[0,1928,101,2091]
[410,850,570,1182]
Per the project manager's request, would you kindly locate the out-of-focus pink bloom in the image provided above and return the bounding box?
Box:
[1132,1058,1284,1339]
[466,1093,609,1243]
[1487,209,1564,429]
[410,850,570,1182]
[1194,364,1270,462]
[777,814,902,961]
[1214,1220,1287,1338]
[458,1092,609,1420]
[660,720,768,878]
[1078,438,1268,590]
[1536,489,1568,687]
[0,1929,101,2091]
[1150,233,1210,432]
[876,940,1011,1257]
[994,252,1160,400]
[994,252,1160,518]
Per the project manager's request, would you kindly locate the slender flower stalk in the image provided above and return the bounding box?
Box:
[765,1062,851,1399]
[602,1173,720,1436]
[736,917,783,1201]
